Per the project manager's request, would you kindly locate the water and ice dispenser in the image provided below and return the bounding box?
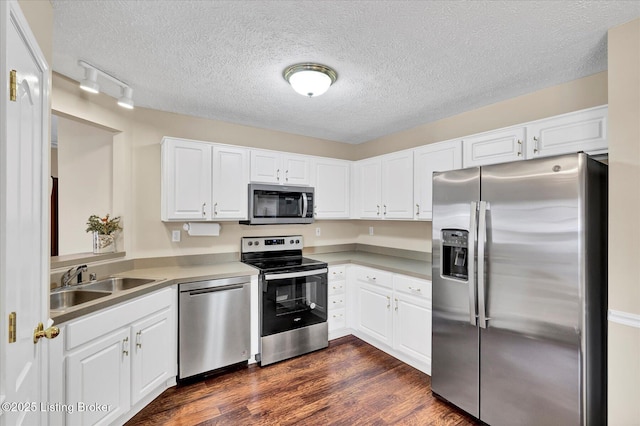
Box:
[441,230,469,281]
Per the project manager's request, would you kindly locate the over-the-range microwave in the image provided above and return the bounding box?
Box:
[240,183,314,225]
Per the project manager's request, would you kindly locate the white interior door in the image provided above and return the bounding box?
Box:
[0,2,50,425]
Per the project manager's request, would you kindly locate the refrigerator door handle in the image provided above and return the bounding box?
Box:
[468,201,478,326]
[477,200,489,328]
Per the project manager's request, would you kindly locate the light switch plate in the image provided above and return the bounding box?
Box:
[369,226,374,236]
[172,230,181,242]
[315,227,321,237]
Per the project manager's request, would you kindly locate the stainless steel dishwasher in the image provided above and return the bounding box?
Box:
[178,276,251,380]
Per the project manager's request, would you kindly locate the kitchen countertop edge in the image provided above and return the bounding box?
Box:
[50,250,431,324]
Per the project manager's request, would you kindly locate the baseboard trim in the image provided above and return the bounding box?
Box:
[609,309,640,329]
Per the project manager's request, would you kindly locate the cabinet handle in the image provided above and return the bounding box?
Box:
[533,136,539,154]
[333,314,343,318]
[213,202,218,216]
[517,139,522,156]
[277,169,280,181]
[202,202,206,217]
[285,170,289,182]
[122,337,129,356]
[394,298,398,312]
[416,204,420,215]
[376,205,380,216]
[136,331,142,349]
[332,299,342,304]
[383,204,387,216]
[408,286,422,292]
[386,295,391,309]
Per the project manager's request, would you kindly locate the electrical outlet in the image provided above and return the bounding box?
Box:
[172,230,181,242]
[315,227,321,237]
[369,226,374,236]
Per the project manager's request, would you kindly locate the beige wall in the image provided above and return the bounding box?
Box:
[607,18,640,425]
[18,0,52,66]
[357,72,608,159]
[53,70,610,259]
[57,116,115,255]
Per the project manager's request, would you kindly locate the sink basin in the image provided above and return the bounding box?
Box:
[82,277,155,292]
[50,289,111,310]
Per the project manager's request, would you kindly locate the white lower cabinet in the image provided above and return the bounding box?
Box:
[349,265,432,374]
[66,328,131,425]
[56,287,177,425]
[328,265,349,339]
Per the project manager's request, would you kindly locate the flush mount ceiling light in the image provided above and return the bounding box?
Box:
[283,63,337,97]
[78,60,134,109]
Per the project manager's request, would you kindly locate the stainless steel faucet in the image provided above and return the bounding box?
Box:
[61,265,88,288]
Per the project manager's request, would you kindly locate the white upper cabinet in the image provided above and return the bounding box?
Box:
[526,105,608,158]
[311,157,350,219]
[161,137,249,221]
[462,126,526,167]
[381,151,414,219]
[357,151,414,219]
[413,140,462,220]
[250,149,310,185]
[212,145,249,220]
[356,158,383,218]
[161,137,212,221]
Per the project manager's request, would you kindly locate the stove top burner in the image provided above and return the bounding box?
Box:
[240,235,326,273]
[243,256,325,273]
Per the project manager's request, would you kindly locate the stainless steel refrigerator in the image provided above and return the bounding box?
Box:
[431,153,607,426]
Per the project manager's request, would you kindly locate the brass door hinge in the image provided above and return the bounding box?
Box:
[8,312,16,343]
[9,70,17,101]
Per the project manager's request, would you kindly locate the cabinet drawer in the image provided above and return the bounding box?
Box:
[329,280,345,295]
[394,275,432,301]
[329,265,346,281]
[329,294,346,310]
[65,287,174,351]
[329,308,346,330]
[354,267,392,289]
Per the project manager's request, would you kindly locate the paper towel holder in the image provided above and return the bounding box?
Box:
[182,222,221,236]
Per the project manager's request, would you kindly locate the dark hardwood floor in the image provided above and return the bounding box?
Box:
[126,335,479,425]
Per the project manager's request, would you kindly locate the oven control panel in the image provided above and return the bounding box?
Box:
[241,235,303,253]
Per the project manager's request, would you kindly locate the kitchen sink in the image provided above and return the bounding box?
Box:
[81,277,156,292]
[50,289,112,310]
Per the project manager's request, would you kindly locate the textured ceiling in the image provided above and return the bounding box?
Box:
[51,1,640,144]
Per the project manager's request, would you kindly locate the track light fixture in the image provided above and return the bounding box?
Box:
[78,60,134,109]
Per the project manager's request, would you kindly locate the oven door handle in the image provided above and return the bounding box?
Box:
[302,193,309,218]
[264,268,327,281]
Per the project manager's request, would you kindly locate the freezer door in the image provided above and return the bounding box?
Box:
[432,167,480,418]
[479,154,583,425]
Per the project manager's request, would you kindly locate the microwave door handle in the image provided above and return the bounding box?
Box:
[302,193,308,218]
[468,201,478,326]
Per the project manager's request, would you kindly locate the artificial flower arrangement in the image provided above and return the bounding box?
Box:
[85,214,122,235]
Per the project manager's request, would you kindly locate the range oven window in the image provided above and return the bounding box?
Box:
[262,270,327,336]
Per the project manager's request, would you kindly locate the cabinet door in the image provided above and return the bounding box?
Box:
[393,293,432,367]
[282,154,310,185]
[131,308,175,405]
[462,127,526,167]
[313,157,350,219]
[527,106,608,158]
[381,151,414,219]
[414,140,462,220]
[212,145,249,219]
[162,138,212,221]
[357,158,382,219]
[66,328,131,426]
[357,282,393,346]
[250,149,282,183]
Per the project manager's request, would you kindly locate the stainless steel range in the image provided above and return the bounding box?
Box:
[241,236,328,366]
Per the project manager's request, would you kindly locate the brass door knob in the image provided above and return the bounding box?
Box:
[33,322,60,344]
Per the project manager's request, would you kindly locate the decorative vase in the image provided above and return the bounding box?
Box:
[93,232,115,254]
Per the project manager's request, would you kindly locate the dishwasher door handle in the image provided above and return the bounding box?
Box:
[186,284,246,296]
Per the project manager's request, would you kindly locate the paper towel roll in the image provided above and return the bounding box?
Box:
[182,222,221,236]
